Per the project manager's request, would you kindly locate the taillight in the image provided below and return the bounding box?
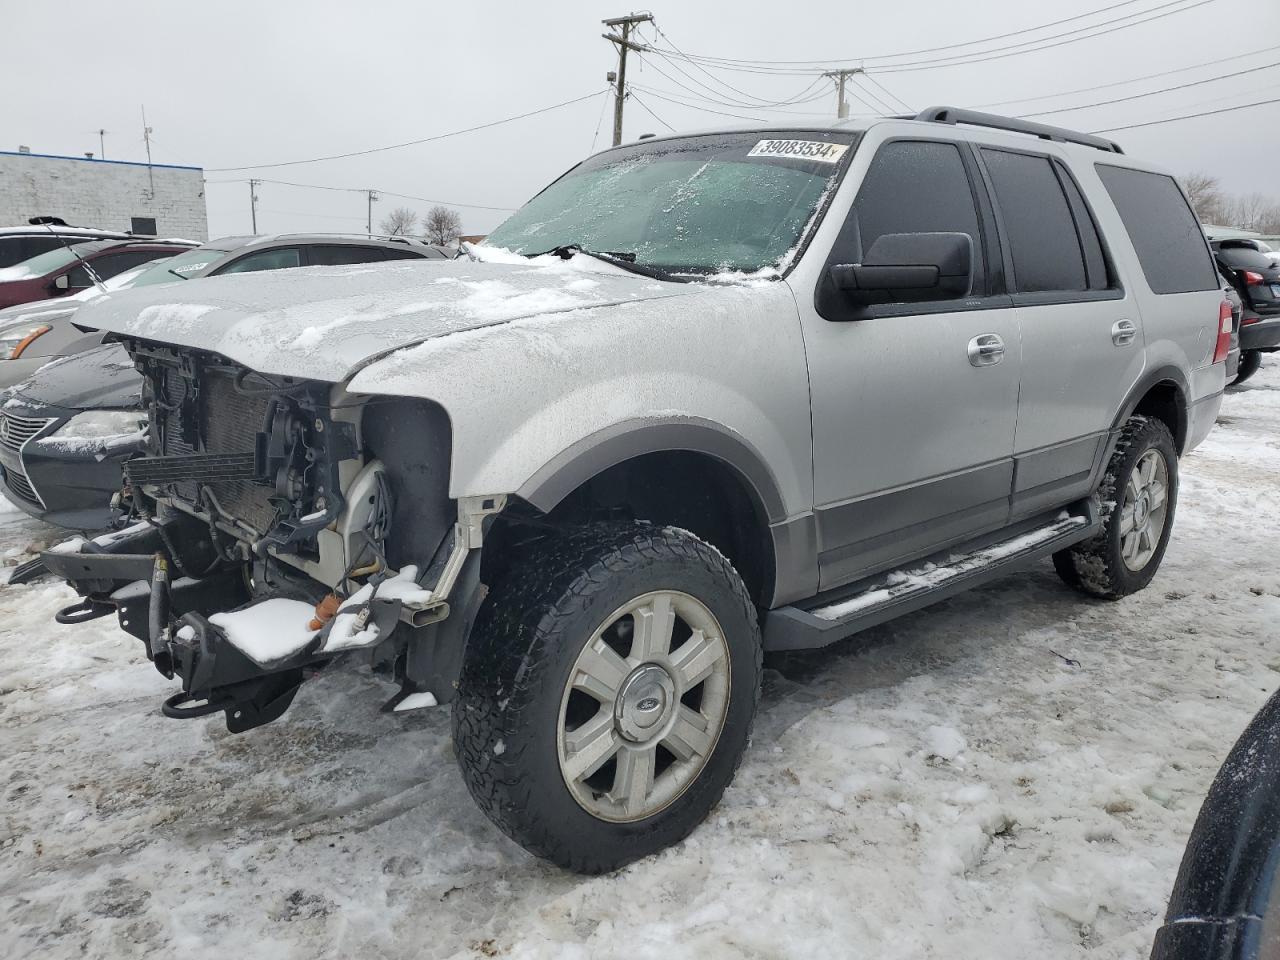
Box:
[1243,270,1266,285]
[1212,301,1233,364]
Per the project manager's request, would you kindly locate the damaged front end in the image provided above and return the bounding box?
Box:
[43,343,498,732]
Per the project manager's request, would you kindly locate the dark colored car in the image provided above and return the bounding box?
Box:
[0,234,450,528]
[1152,687,1280,959]
[0,238,196,310]
[1212,239,1280,385]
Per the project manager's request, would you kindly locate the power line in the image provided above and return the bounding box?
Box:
[627,90,677,133]
[207,91,603,171]
[640,52,829,110]
[629,84,850,121]
[870,0,1217,74]
[974,42,1280,109]
[645,0,1157,67]
[861,73,913,112]
[640,0,1215,77]
[1021,58,1280,118]
[1088,95,1280,132]
[647,23,829,108]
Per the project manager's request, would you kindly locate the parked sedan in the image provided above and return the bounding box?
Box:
[0,238,197,310]
[1213,239,1280,384]
[0,234,450,391]
[0,234,450,528]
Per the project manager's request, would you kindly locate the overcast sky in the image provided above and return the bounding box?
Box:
[7,0,1279,239]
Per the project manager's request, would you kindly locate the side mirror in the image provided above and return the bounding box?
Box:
[52,274,70,292]
[829,232,973,307]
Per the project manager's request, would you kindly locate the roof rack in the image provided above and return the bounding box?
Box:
[911,106,1124,154]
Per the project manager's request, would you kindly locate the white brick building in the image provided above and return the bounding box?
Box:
[0,150,207,241]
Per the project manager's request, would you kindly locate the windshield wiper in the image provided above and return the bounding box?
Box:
[166,268,190,280]
[527,244,683,283]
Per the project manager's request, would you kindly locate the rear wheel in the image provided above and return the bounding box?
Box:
[452,523,761,873]
[1231,349,1263,386]
[1053,415,1178,600]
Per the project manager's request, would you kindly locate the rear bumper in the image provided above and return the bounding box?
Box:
[1241,316,1280,352]
[1186,389,1223,454]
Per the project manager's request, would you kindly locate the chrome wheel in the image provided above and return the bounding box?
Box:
[1120,448,1169,571]
[557,590,731,823]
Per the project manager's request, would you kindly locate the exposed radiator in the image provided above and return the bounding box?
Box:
[155,366,280,535]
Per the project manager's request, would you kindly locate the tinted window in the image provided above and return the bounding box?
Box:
[1215,244,1273,271]
[0,236,65,269]
[1056,163,1111,290]
[982,149,1086,293]
[68,250,162,287]
[307,244,419,266]
[218,247,303,274]
[1096,165,1218,294]
[850,140,985,292]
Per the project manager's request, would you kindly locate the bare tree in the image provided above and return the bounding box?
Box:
[424,205,463,245]
[1180,172,1223,224]
[379,206,419,237]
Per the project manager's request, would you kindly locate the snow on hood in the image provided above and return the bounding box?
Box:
[69,258,697,382]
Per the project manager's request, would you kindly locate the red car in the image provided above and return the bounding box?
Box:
[0,238,195,309]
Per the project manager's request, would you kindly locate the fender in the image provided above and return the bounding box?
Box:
[1111,362,1190,451]
[517,416,787,523]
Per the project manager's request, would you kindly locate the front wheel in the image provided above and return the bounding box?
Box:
[1231,349,1263,386]
[1053,415,1178,600]
[452,523,761,873]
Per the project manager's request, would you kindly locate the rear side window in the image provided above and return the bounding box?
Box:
[0,235,64,269]
[850,140,985,293]
[1096,165,1218,294]
[981,149,1089,294]
[307,245,420,266]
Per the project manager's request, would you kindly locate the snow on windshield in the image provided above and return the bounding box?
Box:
[482,131,857,277]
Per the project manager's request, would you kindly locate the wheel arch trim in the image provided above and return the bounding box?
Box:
[516,416,787,524]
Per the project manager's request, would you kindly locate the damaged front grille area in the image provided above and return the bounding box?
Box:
[131,346,355,551]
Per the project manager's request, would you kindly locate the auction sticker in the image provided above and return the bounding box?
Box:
[747,139,849,163]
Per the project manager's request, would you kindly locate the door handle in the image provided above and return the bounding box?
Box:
[1111,319,1137,346]
[967,333,1005,367]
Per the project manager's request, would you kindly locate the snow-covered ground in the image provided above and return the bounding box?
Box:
[2,365,1278,960]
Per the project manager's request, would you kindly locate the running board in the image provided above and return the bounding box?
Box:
[763,504,1098,652]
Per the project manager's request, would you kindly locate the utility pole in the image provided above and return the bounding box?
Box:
[141,106,155,197]
[249,179,260,233]
[822,68,864,120]
[603,12,653,147]
[366,189,379,237]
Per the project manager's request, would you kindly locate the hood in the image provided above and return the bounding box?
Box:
[0,297,81,333]
[7,343,142,413]
[70,259,698,382]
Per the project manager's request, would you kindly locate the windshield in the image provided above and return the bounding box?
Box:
[130,246,228,286]
[484,131,858,277]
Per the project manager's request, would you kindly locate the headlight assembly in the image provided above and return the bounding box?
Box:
[0,324,51,360]
[53,409,145,442]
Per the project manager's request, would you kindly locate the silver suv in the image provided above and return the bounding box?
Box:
[47,108,1230,873]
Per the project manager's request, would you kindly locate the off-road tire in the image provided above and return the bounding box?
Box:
[1052,415,1178,600]
[451,522,761,873]
[1231,349,1263,386]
